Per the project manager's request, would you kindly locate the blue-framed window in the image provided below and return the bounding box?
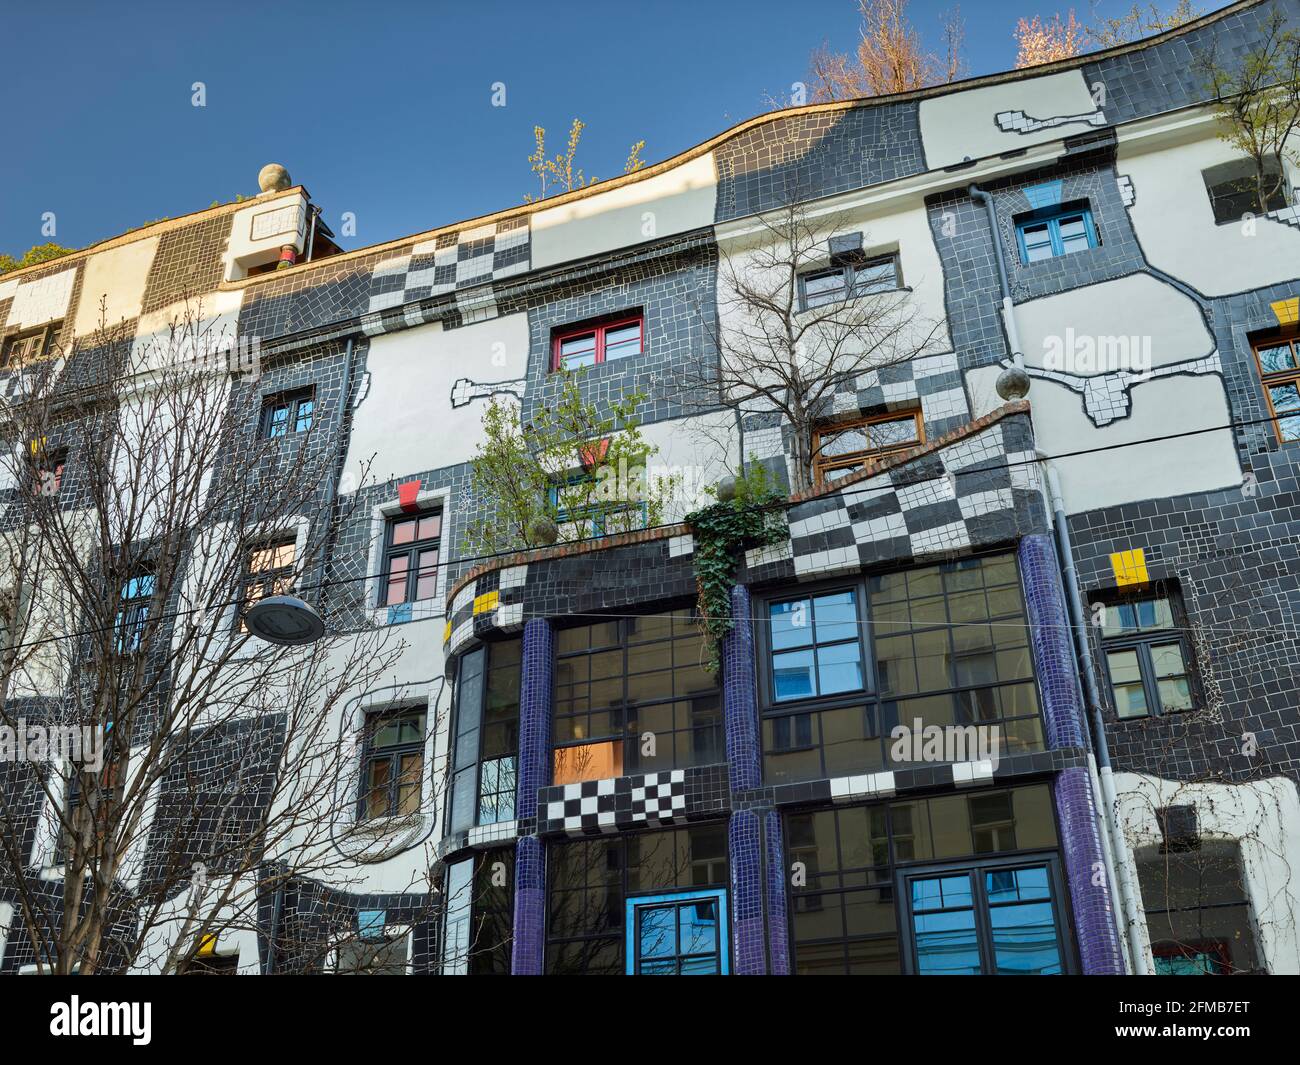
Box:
[549,473,648,538]
[625,888,729,975]
[1014,204,1098,265]
[768,589,867,702]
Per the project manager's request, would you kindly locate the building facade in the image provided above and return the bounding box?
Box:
[1,0,1298,975]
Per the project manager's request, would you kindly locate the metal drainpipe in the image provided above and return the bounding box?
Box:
[1040,455,1149,974]
[967,184,1024,371]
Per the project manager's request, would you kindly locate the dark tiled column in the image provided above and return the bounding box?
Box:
[721,585,774,973]
[1017,533,1125,974]
[511,617,553,975]
[763,808,791,975]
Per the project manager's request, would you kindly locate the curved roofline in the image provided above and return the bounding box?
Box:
[1,0,1259,293]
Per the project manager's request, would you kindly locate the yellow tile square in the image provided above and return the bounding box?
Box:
[473,590,499,616]
[1270,298,1299,327]
[1109,548,1148,587]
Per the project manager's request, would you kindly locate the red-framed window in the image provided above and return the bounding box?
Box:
[551,313,643,372]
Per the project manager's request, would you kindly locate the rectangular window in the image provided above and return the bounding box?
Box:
[334,931,410,974]
[1137,841,1261,975]
[260,388,315,438]
[1202,157,1289,224]
[1014,203,1098,264]
[553,608,722,783]
[552,313,643,371]
[1,322,60,368]
[1251,328,1300,443]
[549,472,647,538]
[359,705,426,820]
[238,539,296,632]
[382,510,441,607]
[626,888,728,975]
[447,640,521,834]
[761,555,1044,786]
[1097,591,1196,719]
[546,823,728,974]
[115,571,155,653]
[784,784,1061,974]
[813,410,923,485]
[440,848,516,975]
[32,448,66,498]
[799,254,902,311]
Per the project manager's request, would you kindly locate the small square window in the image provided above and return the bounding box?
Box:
[1014,202,1098,265]
[1202,157,1289,224]
[260,388,315,439]
[798,254,901,311]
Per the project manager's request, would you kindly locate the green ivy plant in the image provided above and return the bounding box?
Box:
[686,464,787,674]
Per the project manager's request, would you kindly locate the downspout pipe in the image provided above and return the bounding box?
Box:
[1040,455,1149,975]
[968,184,1026,375]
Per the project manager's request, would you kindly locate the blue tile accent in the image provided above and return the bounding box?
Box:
[763,808,791,974]
[722,585,761,792]
[510,617,553,974]
[728,810,766,974]
[1024,180,1064,209]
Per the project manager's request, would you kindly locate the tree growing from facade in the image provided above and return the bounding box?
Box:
[1014,10,1086,67]
[1201,5,1300,214]
[0,243,76,276]
[686,198,946,496]
[807,0,965,102]
[1085,0,1199,48]
[0,305,441,974]
[524,119,646,203]
[462,370,677,555]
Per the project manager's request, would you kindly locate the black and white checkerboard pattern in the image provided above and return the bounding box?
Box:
[784,415,1044,578]
[362,217,530,333]
[538,770,687,836]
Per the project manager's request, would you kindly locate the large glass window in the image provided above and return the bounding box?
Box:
[761,555,1044,785]
[1137,841,1262,975]
[546,823,728,974]
[553,608,721,783]
[447,639,521,835]
[784,784,1061,975]
[1096,591,1195,719]
[441,848,515,975]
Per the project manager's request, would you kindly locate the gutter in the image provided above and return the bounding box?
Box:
[967,184,1024,371]
[1039,455,1149,975]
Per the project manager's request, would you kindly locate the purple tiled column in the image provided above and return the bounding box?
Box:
[1018,534,1124,975]
[721,585,771,973]
[511,617,553,975]
[1054,767,1125,974]
[1017,533,1084,749]
[722,585,761,791]
[728,810,766,974]
[763,808,791,975]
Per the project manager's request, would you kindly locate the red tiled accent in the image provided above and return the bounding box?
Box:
[398,480,422,512]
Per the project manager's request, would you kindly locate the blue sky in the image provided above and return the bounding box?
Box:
[0,0,1185,256]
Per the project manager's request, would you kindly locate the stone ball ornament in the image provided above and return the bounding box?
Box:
[996,365,1031,401]
[258,163,292,193]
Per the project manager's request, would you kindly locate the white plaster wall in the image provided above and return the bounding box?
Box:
[222,193,308,279]
[640,410,740,519]
[1113,772,1300,975]
[129,289,245,376]
[531,152,717,269]
[73,237,159,337]
[1017,273,1215,372]
[920,69,1101,169]
[5,266,77,330]
[342,313,531,488]
[969,364,1241,513]
[1118,130,1300,296]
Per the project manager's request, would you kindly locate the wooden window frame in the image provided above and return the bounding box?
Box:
[550,312,643,372]
[1,321,61,369]
[812,409,925,485]
[1251,327,1300,444]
